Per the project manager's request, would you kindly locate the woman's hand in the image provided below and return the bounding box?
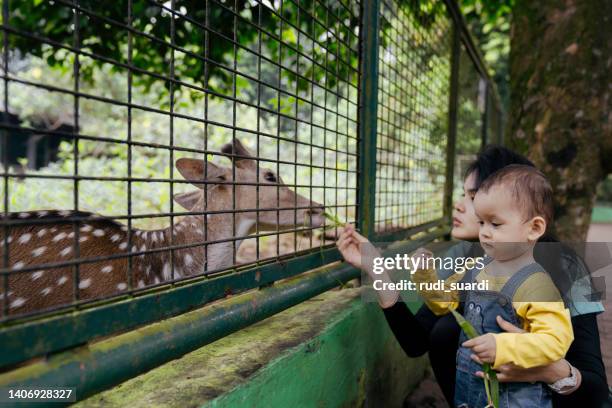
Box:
[474,316,574,386]
[336,223,380,272]
[336,224,401,308]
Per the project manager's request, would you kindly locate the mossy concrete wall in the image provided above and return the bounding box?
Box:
[78,287,427,407]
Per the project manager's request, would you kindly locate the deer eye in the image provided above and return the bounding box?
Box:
[264,172,277,182]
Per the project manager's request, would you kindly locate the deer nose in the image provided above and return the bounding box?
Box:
[306,205,324,215]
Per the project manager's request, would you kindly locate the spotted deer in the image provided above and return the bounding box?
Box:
[0,138,325,316]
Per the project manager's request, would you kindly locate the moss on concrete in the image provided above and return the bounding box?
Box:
[77,287,427,408]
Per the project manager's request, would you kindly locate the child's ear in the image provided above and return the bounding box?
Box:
[527,216,546,242]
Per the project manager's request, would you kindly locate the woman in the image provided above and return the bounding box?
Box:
[336,146,608,407]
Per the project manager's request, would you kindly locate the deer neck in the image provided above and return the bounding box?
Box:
[131,211,255,282]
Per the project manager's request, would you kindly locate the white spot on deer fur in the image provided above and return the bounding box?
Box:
[110,233,121,242]
[119,242,128,250]
[32,270,44,280]
[80,236,89,242]
[41,287,52,296]
[18,212,30,218]
[101,265,113,274]
[195,229,204,235]
[151,232,158,243]
[37,210,49,217]
[58,210,71,217]
[121,225,128,232]
[58,276,68,286]
[137,280,145,288]
[60,246,72,257]
[37,229,48,237]
[154,277,160,284]
[18,233,32,244]
[117,282,127,291]
[81,224,93,232]
[10,297,26,309]
[78,278,91,289]
[132,245,137,253]
[68,231,75,239]
[32,246,47,257]
[93,229,105,237]
[0,291,12,300]
[146,265,151,276]
[53,232,67,242]
[184,254,193,267]
[6,236,12,244]
[13,261,25,270]
[162,263,172,280]
[51,227,58,233]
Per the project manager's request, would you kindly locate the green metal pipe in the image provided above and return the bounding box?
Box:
[0,247,342,370]
[0,262,360,406]
[357,0,381,240]
[0,230,448,406]
[443,21,460,225]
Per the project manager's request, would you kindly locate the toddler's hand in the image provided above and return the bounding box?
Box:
[463,333,497,365]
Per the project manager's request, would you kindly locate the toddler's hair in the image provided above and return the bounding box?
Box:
[478,164,554,227]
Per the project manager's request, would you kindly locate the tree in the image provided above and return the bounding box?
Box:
[506,0,612,241]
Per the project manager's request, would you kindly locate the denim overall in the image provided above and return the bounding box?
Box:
[454,262,553,408]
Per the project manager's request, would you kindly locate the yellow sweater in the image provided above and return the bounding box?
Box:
[413,263,574,370]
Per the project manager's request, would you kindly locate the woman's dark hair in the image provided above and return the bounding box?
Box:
[465,145,535,190]
[464,145,595,311]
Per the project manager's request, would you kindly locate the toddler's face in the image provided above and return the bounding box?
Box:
[473,185,537,261]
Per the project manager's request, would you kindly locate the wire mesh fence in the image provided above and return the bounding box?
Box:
[0,0,503,369]
[374,0,451,235]
[0,0,360,322]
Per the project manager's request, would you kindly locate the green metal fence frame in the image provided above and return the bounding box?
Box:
[0,0,504,402]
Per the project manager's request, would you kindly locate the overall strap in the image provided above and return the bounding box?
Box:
[500,262,544,300]
[459,254,493,283]
[458,255,493,301]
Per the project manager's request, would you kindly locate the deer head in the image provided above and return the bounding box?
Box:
[174,138,325,233]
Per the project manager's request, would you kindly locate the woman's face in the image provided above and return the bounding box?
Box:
[451,171,480,240]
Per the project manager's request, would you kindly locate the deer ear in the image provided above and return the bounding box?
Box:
[221,138,256,169]
[173,191,202,210]
[175,158,226,189]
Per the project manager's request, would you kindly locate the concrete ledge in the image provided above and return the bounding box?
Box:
[78,287,427,407]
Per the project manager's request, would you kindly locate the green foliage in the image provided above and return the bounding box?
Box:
[6,0,360,101]
[596,175,612,204]
[451,309,500,408]
[459,0,513,108]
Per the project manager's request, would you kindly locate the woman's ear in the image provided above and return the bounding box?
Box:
[527,216,546,242]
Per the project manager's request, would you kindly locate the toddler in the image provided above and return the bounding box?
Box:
[413,164,573,408]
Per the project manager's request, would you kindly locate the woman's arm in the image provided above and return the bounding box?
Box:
[552,313,608,407]
[335,224,400,307]
[381,302,439,357]
[477,313,608,407]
